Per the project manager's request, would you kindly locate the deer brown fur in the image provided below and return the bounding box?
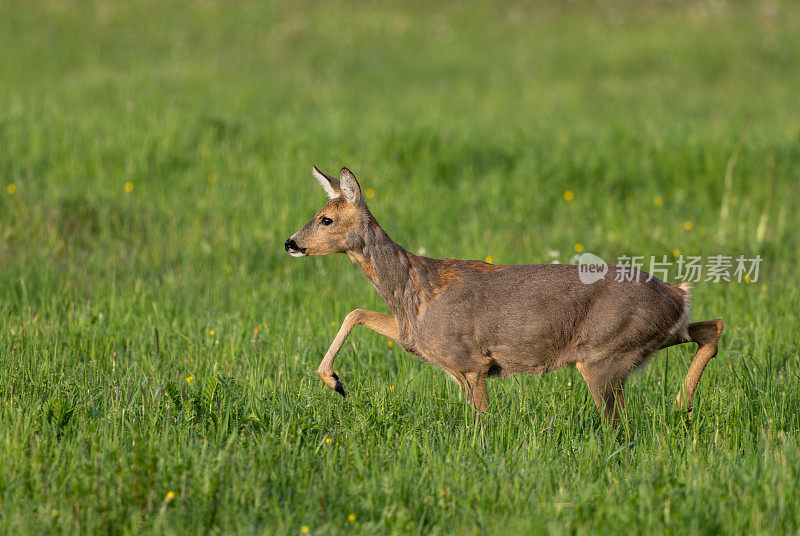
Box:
[285,166,724,424]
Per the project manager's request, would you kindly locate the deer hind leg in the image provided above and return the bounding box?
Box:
[576,359,632,426]
[675,319,724,412]
[317,309,399,398]
[464,370,489,412]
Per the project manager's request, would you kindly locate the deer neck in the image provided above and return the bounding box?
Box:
[346,214,437,317]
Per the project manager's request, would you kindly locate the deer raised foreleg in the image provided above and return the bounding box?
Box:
[317,309,399,398]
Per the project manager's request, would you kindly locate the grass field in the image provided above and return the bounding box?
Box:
[2,1,800,534]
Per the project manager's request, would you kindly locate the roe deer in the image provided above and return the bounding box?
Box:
[284,166,724,424]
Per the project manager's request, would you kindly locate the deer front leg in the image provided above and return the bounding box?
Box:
[317,309,399,398]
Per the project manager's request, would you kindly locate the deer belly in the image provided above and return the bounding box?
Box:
[481,339,565,377]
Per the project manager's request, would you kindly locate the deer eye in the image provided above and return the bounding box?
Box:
[320,217,333,226]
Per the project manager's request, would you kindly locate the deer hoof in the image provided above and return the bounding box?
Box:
[319,369,347,398]
[331,372,347,398]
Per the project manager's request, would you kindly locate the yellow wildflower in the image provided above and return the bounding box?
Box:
[485,256,493,264]
[653,196,663,207]
[124,182,134,193]
[166,491,176,501]
[301,526,309,534]
[347,514,356,522]
[563,190,574,201]
[6,184,15,195]
[209,329,215,336]
[186,376,194,384]
[387,340,394,348]
[672,249,681,257]
[364,188,375,199]
[683,221,693,231]
[325,437,332,444]
[574,243,583,253]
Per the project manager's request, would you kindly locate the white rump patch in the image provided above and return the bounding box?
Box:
[669,283,693,342]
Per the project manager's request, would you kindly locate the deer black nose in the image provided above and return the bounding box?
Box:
[285,239,298,252]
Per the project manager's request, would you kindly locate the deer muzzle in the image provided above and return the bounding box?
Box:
[284,238,307,257]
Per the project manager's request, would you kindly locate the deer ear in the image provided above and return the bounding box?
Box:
[312,165,340,199]
[339,167,362,206]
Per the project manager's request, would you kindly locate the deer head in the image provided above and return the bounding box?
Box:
[284,166,367,257]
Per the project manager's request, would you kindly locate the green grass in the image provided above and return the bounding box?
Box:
[1,0,800,533]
